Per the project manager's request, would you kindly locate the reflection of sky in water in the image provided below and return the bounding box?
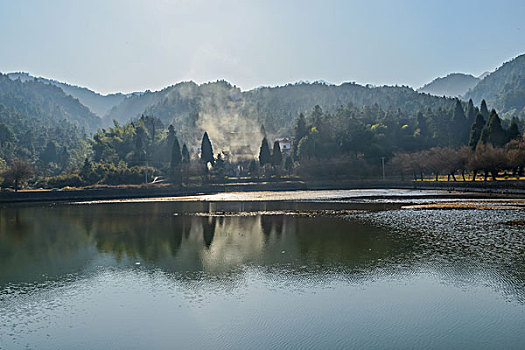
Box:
[1,193,525,349]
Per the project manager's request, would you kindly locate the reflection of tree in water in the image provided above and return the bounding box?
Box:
[3,203,525,303]
[260,215,285,243]
[202,217,216,248]
[0,206,94,284]
[90,214,185,263]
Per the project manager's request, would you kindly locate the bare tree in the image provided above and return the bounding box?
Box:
[2,159,33,191]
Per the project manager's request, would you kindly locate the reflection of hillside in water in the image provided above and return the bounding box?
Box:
[0,203,410,286]
[1,202,524,302]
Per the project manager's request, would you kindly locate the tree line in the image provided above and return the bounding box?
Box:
[1,96,523,190]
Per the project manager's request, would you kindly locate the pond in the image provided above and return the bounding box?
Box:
[1,190,524,349]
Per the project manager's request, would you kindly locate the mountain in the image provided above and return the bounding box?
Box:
[7,72,128,117]
[418,73,480,97]
[0,73,101,132]
[103,88,167,126]
[0,74,95,171]
[103,79,456,150]
[464,54,525,119]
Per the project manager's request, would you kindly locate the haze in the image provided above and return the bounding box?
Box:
[1,0,524,94]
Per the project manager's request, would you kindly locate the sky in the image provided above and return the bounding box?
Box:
[0,0,524,95]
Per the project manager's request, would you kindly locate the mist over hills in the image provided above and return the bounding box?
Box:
[1,52,523,147]
[417,73,480,98]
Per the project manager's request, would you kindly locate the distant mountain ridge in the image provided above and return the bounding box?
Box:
[0,73,101,132]
[7,72,130,117]
[418,73,480,97]
[464,54,525,119]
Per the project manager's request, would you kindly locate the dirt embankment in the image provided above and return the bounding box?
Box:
[1,179,525,204]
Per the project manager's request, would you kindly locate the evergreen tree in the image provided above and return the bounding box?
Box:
[480,110,507,147]
[507,118,521,141]
[449,99,467,147]
[200,132,214,166]
[480,99,490,119]
[284,156,294,173]
[40,141,58,165]
[214,153,225,176]
[135,126,147,162]
[415,111,429,148]
[468,113,486,149]
[294,113,307,149]
[258,137,271,166]
[163,124,176,163]
[166,125,176,148]
[272,140,282,166]
[310,105,323,129]
[170,135,181,169]
[0,123,15,147]
[181,144,190,164]
[466,99,477,124]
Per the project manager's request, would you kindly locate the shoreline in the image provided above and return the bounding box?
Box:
[2,180,525,204]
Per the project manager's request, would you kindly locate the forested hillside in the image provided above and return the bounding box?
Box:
[7,72,127,117]
[106,80,457,149]
[418,73,480,97]
[464,54,525,119]
[0,74,101,132]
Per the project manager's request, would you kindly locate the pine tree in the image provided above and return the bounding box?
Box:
[40,141,58,165]
[480,110,507,147]
[449,99,467,147]
[293,113,307,156]
[310,105,323,129]
[170,135,181,169]
[284,156,294,173]
[166,125,176,148]
[200,132,214,166]
[135,126,147,162]
[480,100,490,119]
[466,99,477,124]
[468,113,486,149]
[272,140,282,166]
[181,144,190,164]
[258,137,271,166]
[507,118,521,141]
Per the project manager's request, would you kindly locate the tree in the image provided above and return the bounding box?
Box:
[465,99,477,125]
[134,126,147,162]
[480,99,490,119]
[271,140,282,167]
[468,113,486,149]
[468,143,506,181]
[480,110,507,147]
[449,99,467,147]
[2,159,33,191]
[200,132,214,166]
[284,156,294,174]
[294,113,307,155]
[310,105,323,129]
[0,123,15,147]
[507,118,521,141]
[40,141,58,165]
[248,159,259,177]
[214,153,225,178]
[170,135,181,170]
[181,144,190,164]
[259,137,271,166]
[505,140,525,179]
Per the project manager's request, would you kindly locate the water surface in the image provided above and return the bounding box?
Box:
[1,190,524,349]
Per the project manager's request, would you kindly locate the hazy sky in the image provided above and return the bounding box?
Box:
[1,0,524,94]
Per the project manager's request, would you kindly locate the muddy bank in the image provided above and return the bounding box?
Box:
[1,179,525,204]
